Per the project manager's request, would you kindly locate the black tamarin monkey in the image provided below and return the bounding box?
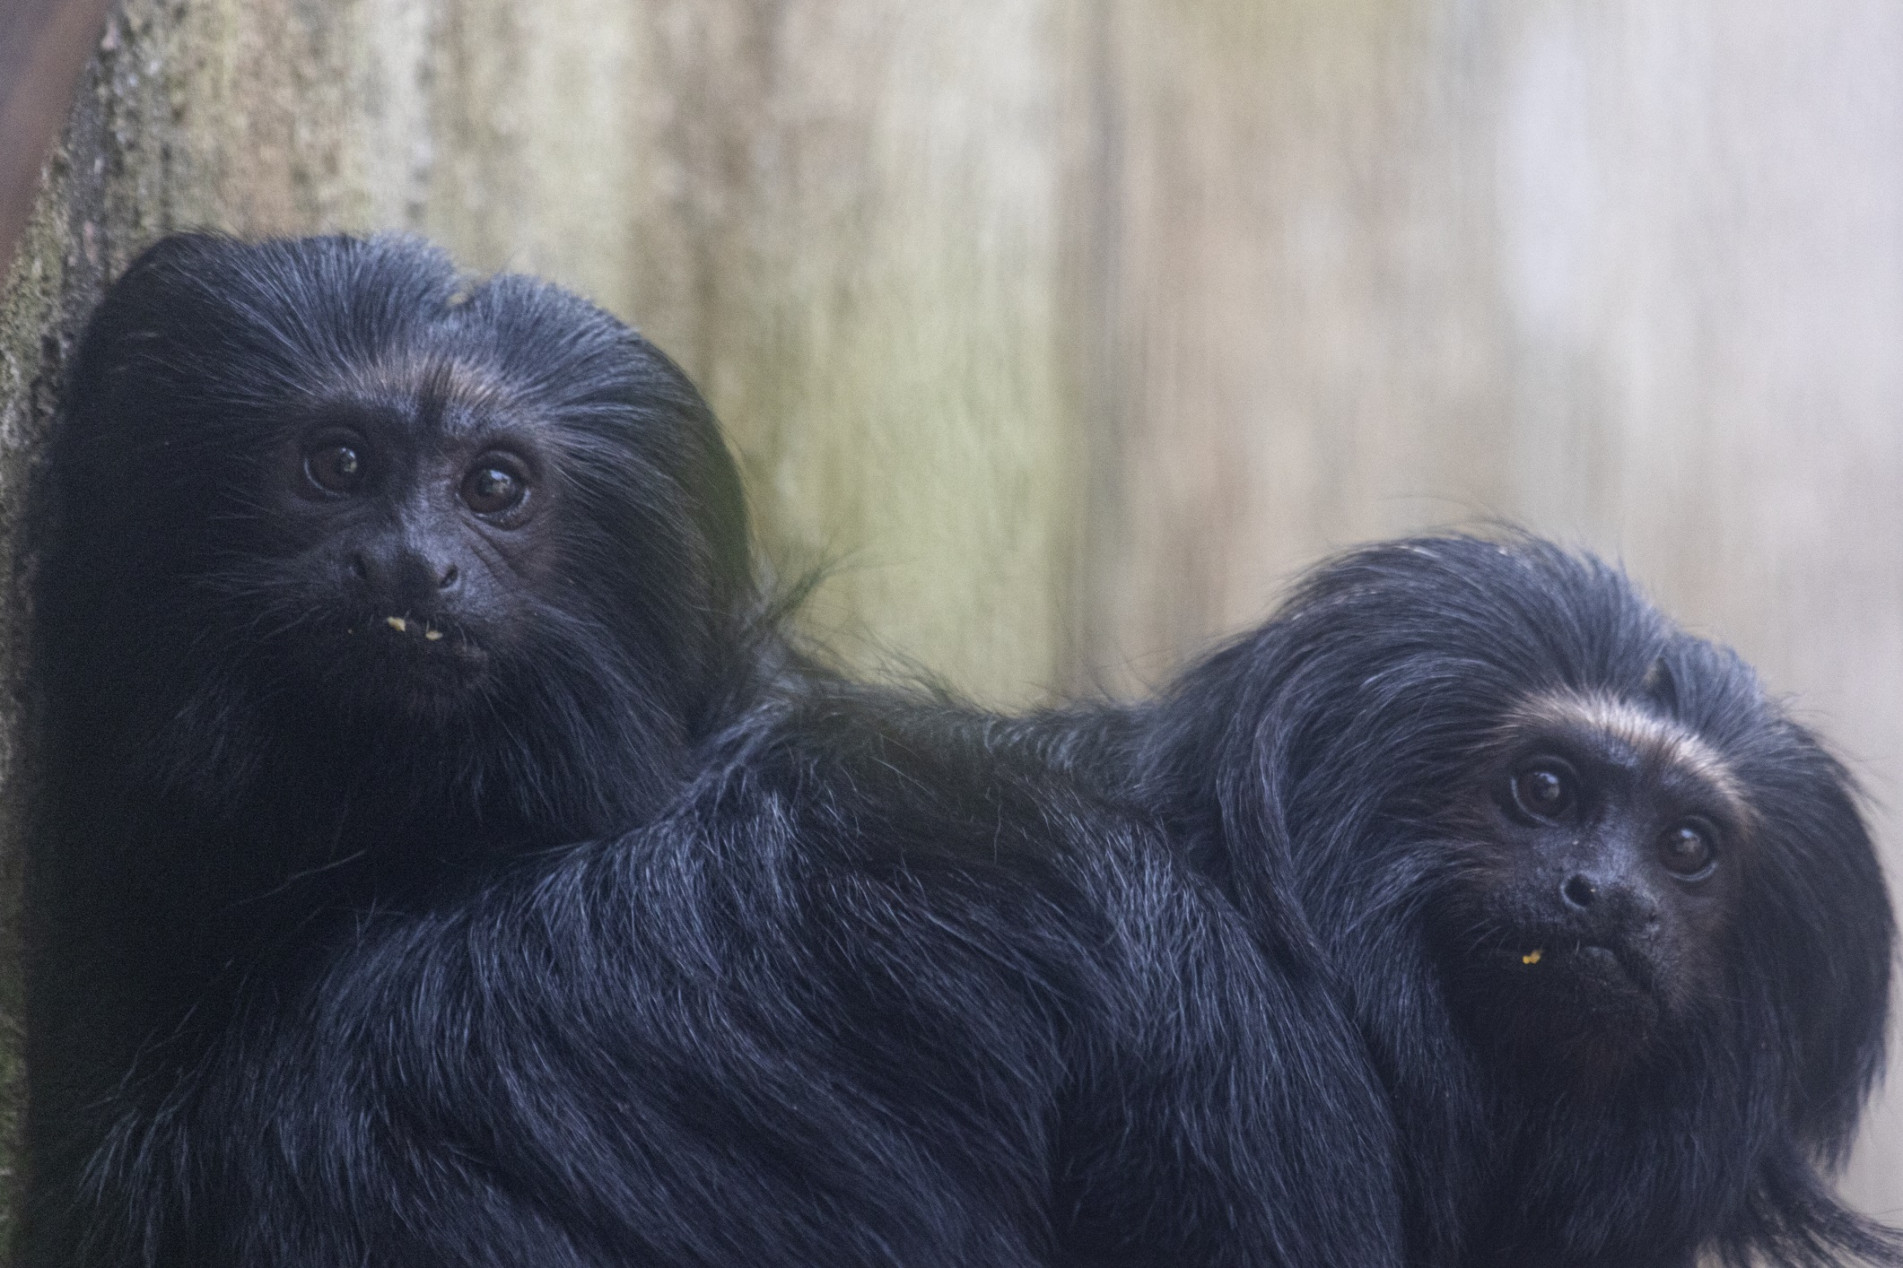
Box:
[24,232,759,1262]
[1069,535,1898,1268]
[27,233,1408,1268]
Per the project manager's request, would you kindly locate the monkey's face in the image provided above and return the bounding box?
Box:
[251,379,561,720]
[1433,690,1749,1080]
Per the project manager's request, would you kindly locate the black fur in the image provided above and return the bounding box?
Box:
[72,682,1405,1267]
[1093,535,1899,1268]
[25,233,1409,1268]
[24,232,758,1263]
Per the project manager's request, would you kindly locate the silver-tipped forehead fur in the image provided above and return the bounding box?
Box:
[1505,689,1752,821]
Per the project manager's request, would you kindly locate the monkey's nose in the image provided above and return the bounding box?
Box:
[1561,874,1598,909]
[348,546,458,611]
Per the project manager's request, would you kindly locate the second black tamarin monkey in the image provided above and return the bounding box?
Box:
[28,234,1409,1268]
[1084,536,1899,1268]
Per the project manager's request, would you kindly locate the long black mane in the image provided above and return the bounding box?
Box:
[1130,535,1896,1267]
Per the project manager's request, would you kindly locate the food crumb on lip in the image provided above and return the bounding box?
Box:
[1521,948,1543,965]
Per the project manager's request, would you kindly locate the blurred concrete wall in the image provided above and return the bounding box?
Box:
[3,0,1901,1233]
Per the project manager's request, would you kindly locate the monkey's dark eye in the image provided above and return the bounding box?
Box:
[1658,819,1717,878]
[1509,761,1576,821]
[304,439,367,493]
[460,453,530,516]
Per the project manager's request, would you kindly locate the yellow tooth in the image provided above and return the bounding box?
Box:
[1522,949,1543,965]
[386,616,408,633]
[424,629,443,641]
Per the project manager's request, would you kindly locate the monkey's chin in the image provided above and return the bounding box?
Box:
[1458,943,1664,1085]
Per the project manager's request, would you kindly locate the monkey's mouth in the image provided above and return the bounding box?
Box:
[298,612,494,713]
[371,614,449,643]
[334,610,485,653]
[1511,940,1657,998]
[359,615,488,671]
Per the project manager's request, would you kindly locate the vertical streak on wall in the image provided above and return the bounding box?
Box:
[1060,0,1133,698]
[353,0,435,232]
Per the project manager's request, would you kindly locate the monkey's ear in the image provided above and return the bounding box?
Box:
[1642,656,1679,713]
